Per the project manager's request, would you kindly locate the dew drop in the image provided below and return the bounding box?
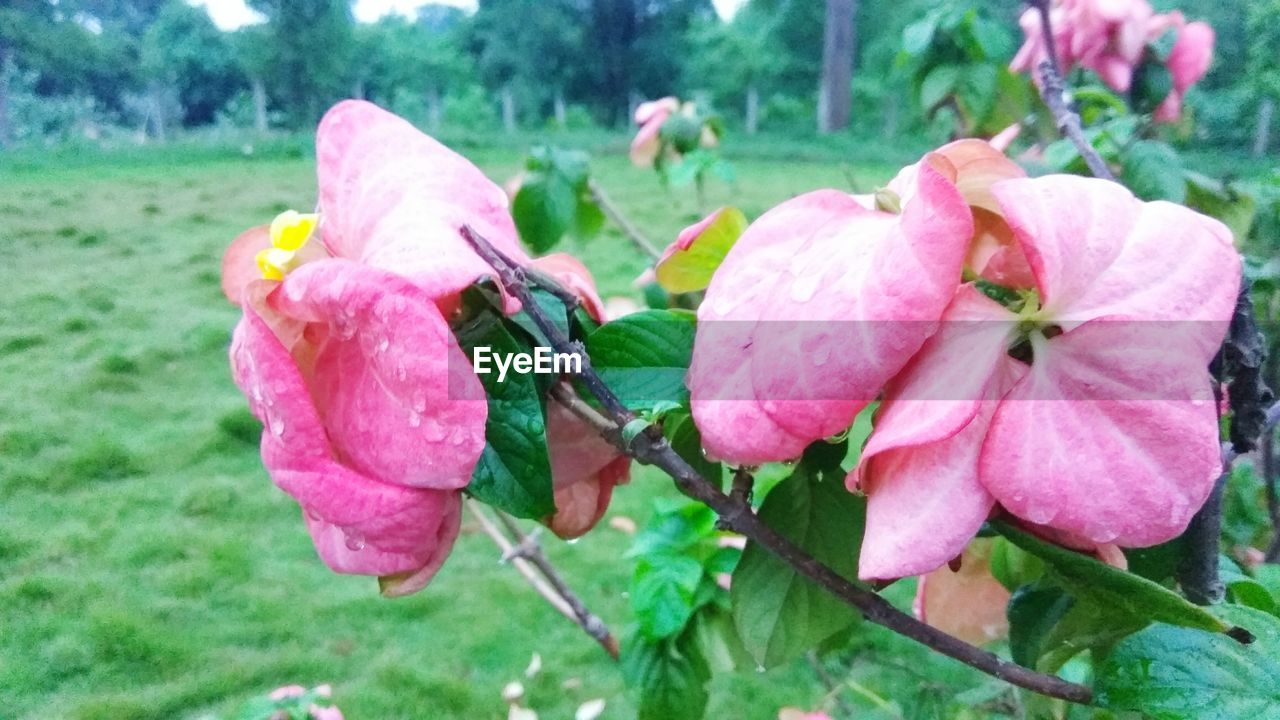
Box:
[526,417,545,435]
[378,337,390,353]
[411,389,428,413]
[342,527,366,551]
[267,412,286,438]
[408,411,423,428]
[423,418,446,441]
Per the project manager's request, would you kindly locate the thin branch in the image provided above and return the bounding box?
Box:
[465,500,620,660]
[1027,1,1116,182]
[587,179,663,260]
[460,224,1094,706]
[492,510,621,659]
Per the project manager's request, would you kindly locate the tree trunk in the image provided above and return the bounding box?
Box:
[0,47,13,149]
[251,76,269,133]
[1254,97,1274,158]
[149,83,168,142]
[818,0,857,134]
[554,88,567,127]
[426,85,442,133]
[745,84,759,135]
[501,84,516,134]
[628,90,642,125]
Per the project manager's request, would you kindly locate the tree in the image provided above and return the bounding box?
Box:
[817,0,856,133]
[468,0,584,131]
[245,0,355,128]
[232,25,274,133]
[359,13,473,131]
[139,0,239,136]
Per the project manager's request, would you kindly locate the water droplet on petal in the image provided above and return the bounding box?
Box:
[411,389,427,413]
[811,344,831,367]
[408,411,423,428]
[342,527,365,551]
[378,337,390,353]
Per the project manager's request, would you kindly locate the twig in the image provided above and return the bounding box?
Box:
[492,510,621,659]
[460,224,1095,705]
[1177,444,1229,604]
[1028,1,1116,181]
[587,179,662,260]
[465,501,620,659]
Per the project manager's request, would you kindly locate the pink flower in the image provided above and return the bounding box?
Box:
[224,102,632,586]
[687,155,974,465]
[630,96,678,168]
[854,175,1240,580]
[1012,0,1153,92]
[1154,19,1214,123]
[267,685,344,720]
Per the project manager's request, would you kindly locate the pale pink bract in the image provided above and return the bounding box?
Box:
[855,174,1240,580]
[687,158,974,465]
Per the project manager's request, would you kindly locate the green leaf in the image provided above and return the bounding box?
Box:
[1096,605,1280,719]
[633,552,705,640]
[920,64,961,112]
[687,606,752,674]
[453,299,554,519]
[513,171,577,252]
[621,633,710,720]
[1037,597,1148,672]
[654,207,747,294]
[628,502,718,559]
[902,13,939,56]
[1122,140,1186,203]
[506,286,571,346]
[1007,583,1073,667]
[586,310,695,411]
[989,537,1046,592]
[731,444,863,668]
[992,521,1232,636]
[572,195,606,241]
[1185,171,1257,245]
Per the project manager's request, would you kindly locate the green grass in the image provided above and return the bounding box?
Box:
[1,133,1029,720]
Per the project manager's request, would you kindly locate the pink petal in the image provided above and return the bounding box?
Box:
[271,259,488,490]
[1153,90,1183,123]
[689,164,972,464]
[543,402,631,539]
[993,175,1240,333]
[230,296,462,587]
[980,321,1222,546]
[630,117,667,168]
[855,287,1024,580]
[1167,21,1214,92]
[634,96,679,125]
[221,225,271,304]
[315,100,528,310]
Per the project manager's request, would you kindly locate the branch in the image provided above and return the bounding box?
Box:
[492,510,621,659]
[460,224,1094,706]
[1027,1,1116,182]
[465,500,620,660]
[587,179,663,260]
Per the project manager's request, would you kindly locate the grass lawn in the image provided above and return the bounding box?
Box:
[1,133,1018,720]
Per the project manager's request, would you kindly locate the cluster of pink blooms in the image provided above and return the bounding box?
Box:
[224,100,1237,609]
[629,96,719,168]
[1010,0,1214,122]
[687,138,1240,581]
[221,101,628,596]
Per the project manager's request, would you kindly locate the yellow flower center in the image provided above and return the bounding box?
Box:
[256,210,319,281]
